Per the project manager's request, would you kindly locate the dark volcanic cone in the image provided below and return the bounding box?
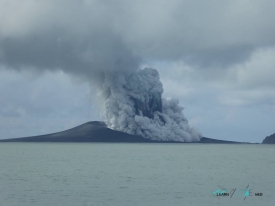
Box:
[0,121,251,143]
[0,122,158,143]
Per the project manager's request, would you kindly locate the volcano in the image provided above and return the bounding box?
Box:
[0,121,249,144]
[0,122,157,143]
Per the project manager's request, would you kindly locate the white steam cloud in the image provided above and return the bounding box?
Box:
[102,68,202,142]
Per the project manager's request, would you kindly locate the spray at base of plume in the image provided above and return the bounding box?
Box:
[102,68,202,142]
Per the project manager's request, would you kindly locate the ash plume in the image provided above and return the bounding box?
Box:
[102,68,202,142]
[0,0,202,142]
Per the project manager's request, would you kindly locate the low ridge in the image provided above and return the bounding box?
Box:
[0,121,250,143]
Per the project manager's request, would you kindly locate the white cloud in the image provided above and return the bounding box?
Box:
[0,69,102,139]
[217,47,275,106]
[234,47,275,89]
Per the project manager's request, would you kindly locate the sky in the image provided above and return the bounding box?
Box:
[0,0,275,142]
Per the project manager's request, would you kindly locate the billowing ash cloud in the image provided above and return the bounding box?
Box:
[0,0,204,141]
[103,68,201,142]
[1,0,275,142]
[0,27,202,142]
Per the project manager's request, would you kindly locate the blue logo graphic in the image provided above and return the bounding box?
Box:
[212,185,262,200]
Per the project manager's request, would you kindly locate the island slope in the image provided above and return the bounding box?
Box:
[262,133,275,144]
[0,121,248,144]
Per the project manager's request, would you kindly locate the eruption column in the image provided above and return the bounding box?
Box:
[102,68,202,142]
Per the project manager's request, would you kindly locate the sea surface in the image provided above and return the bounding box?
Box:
[0,143,274,206]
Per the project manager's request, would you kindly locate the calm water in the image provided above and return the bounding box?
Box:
[0,143,274,206]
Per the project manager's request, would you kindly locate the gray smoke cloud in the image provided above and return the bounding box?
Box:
[0,0,205,141]
[1,0,274,141]
[1,0,274,70]
[103,68,201,141]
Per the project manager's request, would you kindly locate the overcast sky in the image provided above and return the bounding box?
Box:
[0,0,275,142]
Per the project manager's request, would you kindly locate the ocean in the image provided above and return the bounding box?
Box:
[0,143,274,206]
